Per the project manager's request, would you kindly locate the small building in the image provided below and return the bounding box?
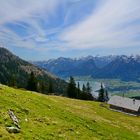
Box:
[108,95,140,116]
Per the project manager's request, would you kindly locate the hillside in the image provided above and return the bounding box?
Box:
[0,85,140,140]
[0,47,67,95]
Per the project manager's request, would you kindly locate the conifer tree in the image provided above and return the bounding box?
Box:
[82,84,86,94]
[77,82,81,98]
[67,76,77,98]
[9,75,16,87]
[86,82,93,100]
[48,80,54,93]
[98,83,105,102]
[27,72,37,92]
[86,82,92,95]
[37,81,47,94]
[81,84,89,100]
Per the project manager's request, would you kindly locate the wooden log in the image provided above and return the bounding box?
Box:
[8,110,20,129]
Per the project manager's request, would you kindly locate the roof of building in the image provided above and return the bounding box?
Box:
[108,95,140,111]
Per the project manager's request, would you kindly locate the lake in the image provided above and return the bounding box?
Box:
[75,80,102,97]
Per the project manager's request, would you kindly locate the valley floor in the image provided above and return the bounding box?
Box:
[0,85,140,140]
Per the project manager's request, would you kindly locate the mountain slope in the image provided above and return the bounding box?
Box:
[34,56,98,78]
[0,85,140,140]
[34,55,140,81]
[0,47,67,94]
[93,55,140,81]
[93,55,117,68]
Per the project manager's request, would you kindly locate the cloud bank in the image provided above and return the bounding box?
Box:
[60,0,140,49]
[0,0,140,59]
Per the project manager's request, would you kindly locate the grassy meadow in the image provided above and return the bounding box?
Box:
[0,85,140,140]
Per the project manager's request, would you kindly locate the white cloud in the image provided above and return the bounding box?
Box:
[0,0,61,49]
[0,0,140,55]
[0,26,36,49]
[0,0,59,24]
[59,0,140,49]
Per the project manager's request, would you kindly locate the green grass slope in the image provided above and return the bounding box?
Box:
[0,85,140,140]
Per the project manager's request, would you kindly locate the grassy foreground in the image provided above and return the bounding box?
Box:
[0,85,140,140]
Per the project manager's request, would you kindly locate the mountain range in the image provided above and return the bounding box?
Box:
[33,55,140,81]
[0,47,67,95]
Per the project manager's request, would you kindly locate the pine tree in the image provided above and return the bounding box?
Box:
[86,82,92,94]
[98,83,105,102]
[81,84,89,100]
[78,84,85,100]
[77,82,81,99]
[82,84,86,94]
[67,76,77,98]
[80,82,93,100]
[9,75,16,87]
[86,82,93,100]
[37,81,47,94]
[27,72,37,92]
[48,80,54,93]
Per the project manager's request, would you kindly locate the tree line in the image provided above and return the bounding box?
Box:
[67,76,94,100]
[9,72,109,102]
[9,72,54,94]
[67,76,109,101]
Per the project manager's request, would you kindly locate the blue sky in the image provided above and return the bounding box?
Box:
[0,0,140,60]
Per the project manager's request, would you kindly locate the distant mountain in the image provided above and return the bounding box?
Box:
[33,56,98,78]
[33,55,140,81]
[93,55,117,68]
[0,47,67,95]
[93,55,140,81]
